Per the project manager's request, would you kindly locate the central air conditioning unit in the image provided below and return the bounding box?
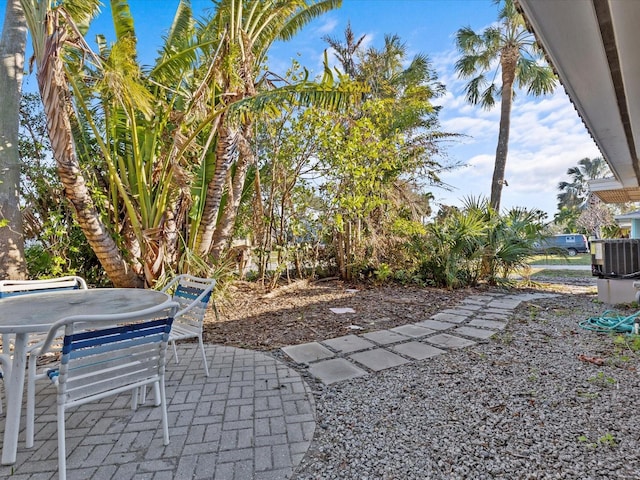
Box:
[591,239,640,278]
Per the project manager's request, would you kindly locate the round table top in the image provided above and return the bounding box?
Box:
[0,288,170,333]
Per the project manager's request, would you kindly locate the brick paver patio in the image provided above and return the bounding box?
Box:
[0,345,315,480]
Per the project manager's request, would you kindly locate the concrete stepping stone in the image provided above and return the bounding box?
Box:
[390,324,435,338]
[431,312,467,324]
[281,342,334,364]
[453,325,497,340]
[466,295,498,302]
[322,334,375,353]
[487,300,521,309]
[361,330,409,345]
[425,333,476,349]
[456,303,482,311]
[477,312,510,321]
[485,307,511,315]
[468,318,507,330]
[349,348,410,372]
[308,358,368,384]
[415,319,455,331]
[462,299,485,306]
[440,308,473,317]
[391,342,446,360]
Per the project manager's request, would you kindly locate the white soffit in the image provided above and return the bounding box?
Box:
[518,0,640,189]
[588,178,640,203]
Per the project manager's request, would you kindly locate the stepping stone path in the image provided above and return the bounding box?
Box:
[281,291,557,385]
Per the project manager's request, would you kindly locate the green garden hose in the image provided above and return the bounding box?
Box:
[579,310,640,334]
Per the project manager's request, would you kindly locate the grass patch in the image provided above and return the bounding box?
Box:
[529,269,591,279]
[528,253,592,266]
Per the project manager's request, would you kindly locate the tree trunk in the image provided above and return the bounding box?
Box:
[209,127,254,259]
[344,219,352,280]
[335,229,345,279]
[36,13,143,287]
[0,0,27,280]
[490,47,518,211]
[196,119,237,257]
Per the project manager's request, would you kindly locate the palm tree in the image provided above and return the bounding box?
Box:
[193,0,344,259]
[323,21,365,78]
[455,0,556,211]
[0,0,28,279]
[316,27,454,279]
[19,0,144,287]
[557,157,610,210]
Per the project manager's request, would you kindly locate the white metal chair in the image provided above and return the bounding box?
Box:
[0,354,9,415]
[0,276,88,298]
[0,277,87,419]
[26,302,178,480]
[161,274,216,377]
[0,277,89,444]
[0,276,88,352]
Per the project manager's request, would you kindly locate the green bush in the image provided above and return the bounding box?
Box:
[409,197,545,288]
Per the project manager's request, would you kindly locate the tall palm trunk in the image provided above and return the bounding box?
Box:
[209,126,254,259]
[0,0,27,279]
[196,118,238,257]
[36,13,142,287]
[490,47,518,211]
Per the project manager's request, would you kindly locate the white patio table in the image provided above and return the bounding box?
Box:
[0,288,171,465]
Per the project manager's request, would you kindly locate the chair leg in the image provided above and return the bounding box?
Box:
[159,379,170,445]
[57,403,67,480]
[138,386,147,404]
[131,388,139,410]
[26,354,38,448]
[153,382,161,407]
[172,340,180,364]
[198,337,210,377]
[0,352,8,416]
[1,333,10,354]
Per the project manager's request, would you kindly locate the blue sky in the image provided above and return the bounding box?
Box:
[4,0,601,219]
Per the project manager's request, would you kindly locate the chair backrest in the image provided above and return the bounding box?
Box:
[0,353,8,378]
[0,276,88,298]
[161,275,215,329]
[43,302,178,407]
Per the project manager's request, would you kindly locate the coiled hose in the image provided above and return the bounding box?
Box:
[579,310,640,334]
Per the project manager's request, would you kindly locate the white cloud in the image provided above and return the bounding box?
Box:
[442,116,497,140]
[314,17,339,35]
[435,81,601,216]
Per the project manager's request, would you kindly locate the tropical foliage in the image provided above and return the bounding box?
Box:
[17,0,358,287]
[557,157,610,211]
[552,156,627,237]
[454,0,556,210]
[313,27,457,280]
[10,0,554,293]
[413,198,546,288]
[18,93,105,284]
[554,157,610,233]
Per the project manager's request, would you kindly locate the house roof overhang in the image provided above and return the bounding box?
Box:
[517,0,640,203]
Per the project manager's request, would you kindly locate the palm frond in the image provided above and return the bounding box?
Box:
[162,0,194,54]
[278,0,342,41]
[109,0,135,42]
[455,26,482,52]
[228,79,365,123]
[463,75,496,107]
[61,0,102,35]
[523,64,556,96]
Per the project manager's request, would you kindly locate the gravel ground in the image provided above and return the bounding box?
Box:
[290,290,640,480]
